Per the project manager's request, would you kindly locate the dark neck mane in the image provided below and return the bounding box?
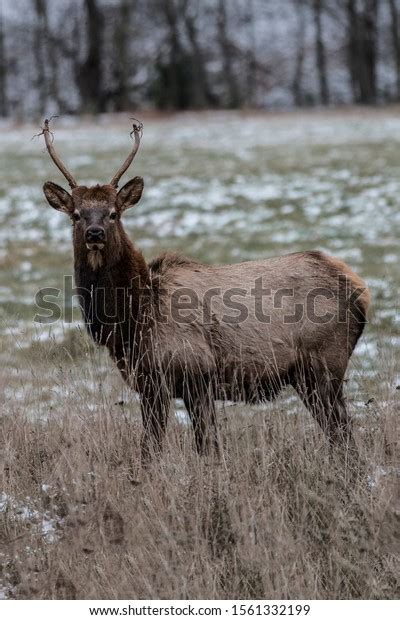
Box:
[74,223,149,289]
[73,224,150,356]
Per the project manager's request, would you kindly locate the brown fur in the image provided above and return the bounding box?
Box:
[87,250,104,270]
[43,182,370,464]
[323,253,371,316]
[144,249,369,457]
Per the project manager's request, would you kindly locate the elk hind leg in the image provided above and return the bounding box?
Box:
[293,358,354,447]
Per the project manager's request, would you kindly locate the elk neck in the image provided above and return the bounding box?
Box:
[73,221,150,328]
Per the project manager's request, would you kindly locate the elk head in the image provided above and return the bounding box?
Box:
[41,118,144,267]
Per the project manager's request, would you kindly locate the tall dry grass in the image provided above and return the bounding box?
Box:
[0,386,398,600]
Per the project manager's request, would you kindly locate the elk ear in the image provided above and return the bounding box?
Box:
[43,182,73,214]
[117,176,144,211]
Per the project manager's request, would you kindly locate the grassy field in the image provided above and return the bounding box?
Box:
[0,110,399,599]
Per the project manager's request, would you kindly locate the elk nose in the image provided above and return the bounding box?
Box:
[85,226,105,242]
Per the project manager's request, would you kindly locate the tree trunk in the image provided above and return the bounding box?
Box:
[113,0,132,111]
[389,0,400,99]
[0,9,7,117]
[245,0,257,107]
[160,0,186,109]
[182,3,213,108]
[346,0,378,104]
[33,0,48,113]
[217,0,241,108]
[78,0,104,113]
[313,0,329,105]
[292,0,306,106]
[51,2,83,114]
[346,0,358,101]
[362,0,379,103]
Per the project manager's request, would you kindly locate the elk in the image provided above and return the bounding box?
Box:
[41,119,369,464]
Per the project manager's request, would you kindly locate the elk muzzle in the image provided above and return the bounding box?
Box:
[85,226,106,249]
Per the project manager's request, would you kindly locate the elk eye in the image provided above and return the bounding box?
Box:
[72,212,81,222]
[109,212,117,221]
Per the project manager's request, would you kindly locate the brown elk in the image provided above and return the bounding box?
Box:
[41,119,369,464]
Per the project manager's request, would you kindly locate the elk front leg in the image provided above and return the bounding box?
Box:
[183,376,220,457]
[140,380,171,466]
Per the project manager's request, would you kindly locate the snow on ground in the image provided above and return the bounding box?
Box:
[0,111,399,414]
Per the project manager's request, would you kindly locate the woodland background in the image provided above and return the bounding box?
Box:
[0,0,399,118]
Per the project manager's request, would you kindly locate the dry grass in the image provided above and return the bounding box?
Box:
[1,387,399,600]
[1,112,400,600]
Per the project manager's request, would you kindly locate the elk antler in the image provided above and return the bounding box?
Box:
[41,118,78,189]
[110,119,143,188]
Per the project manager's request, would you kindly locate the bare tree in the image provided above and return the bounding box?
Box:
[113,0,133,111]
[46,1,85,114]
[389,0,400,99]
[292,0,307,106]
[217,0,241,108]
[0,6,7,117]
[33,0,49,112]
[153,0,189,109]
[182,1,214,108]
[244,0,257,106]
[77,0,105,113]
[33,0,62,112]
[313,0,329,104]
[346,0,379,104]
[1,0,400,115]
